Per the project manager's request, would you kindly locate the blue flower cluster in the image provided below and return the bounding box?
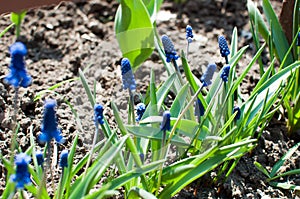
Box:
[220,65,230,82]
[161,35,179,63]
[186,25,194,43]
[10,153,31,189]
[200,63,216,87]
[36,151,44,166]
[39,99,64,144]
[195,98,205,117]
[218,35,230,58]
[121,58,136,91]
[94,103,104,125]
[136,103,146,122]
[5,42,32,88]
[233,106,241,121]
[59,150,68,168]
[297,32,300,46]
[160,111,171,131]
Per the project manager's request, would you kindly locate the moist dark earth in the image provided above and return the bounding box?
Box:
[0,0,300,198]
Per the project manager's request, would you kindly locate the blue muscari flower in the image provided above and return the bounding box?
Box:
[5,42,32,88]
[220,65,230,82]
[186,25,194,43]
[161,35,179,63]
[94,103,104,125]
[200,63,216,87]
[136,103,146,122]
[121,58,136,91]
[218,35,230,58]
[297,32,300,46]
[36,151,44,166]
[59,150,68,168]
[39,99,64,144]
[195,98,205,117]
[233,106,241,121]
[10,153,31,189]
[160,111,171,131]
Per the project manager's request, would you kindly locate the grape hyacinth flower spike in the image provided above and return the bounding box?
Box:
[10,153,31,189]
[195,98,205,121]
[161,34,180,72]
[136,103,146,122]
[39,99,64,144]
[36,151,44,166]
[94,103,104,125]
[233,106,241,121]
[200,63,217,87]
[160,111,171,132]
[220,64,230,82]
[297,32,300,46]
[186,25,194,44]
[186,25,194,59]
[218,35,230,64]
[59,150,68,168]
[5,42,32,88]
[121,58,136,91]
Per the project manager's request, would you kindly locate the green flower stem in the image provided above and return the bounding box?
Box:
[129,89,135,125]
[37,143,50,199]
[186,42,190,60]
[84,122,99,177]
[155,130,167,196]
[57,168,65,199]
[8,87,19,178]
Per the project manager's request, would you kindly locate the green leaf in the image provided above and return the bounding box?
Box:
[142,73,176,119]
[270,142,300,177]
[83,160,163,199]
[127,187,157,199]
[262,0,294,66]
[10,11,26,26]
[0,23,14,38]
[69,136,128,199]
[242,61,300,124]
[79,68,95,107]
[161,164,195,184]
[126,125,189,147]
[115,0,154,70]
[170,83,189,117]
[254,161,271,178]
[269,182,300,191]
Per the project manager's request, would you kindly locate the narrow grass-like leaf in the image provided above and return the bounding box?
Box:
[83,160,164,199]
[79,68,95,107]
[254,161,271,178]
[0,23,14,38]
[262,0,293,66]
[69,136,128,199]
[127,187,157,199]
[269,182,300,191]
[142,73,176,119]
[170,83,189,117]
[270,142,300,177]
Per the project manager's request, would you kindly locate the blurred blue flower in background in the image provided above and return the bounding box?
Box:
[36,151,44,166]
[201,63,216,87]
[121,58,136,91]
[186,25,194,43]
[195,98,205,117]
[59,150,68,168]
[10,153,31,189]
[39,99,64,144]
[161,35,179,63]
[5,42,32,88]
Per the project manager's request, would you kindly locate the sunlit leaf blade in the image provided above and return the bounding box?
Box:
[115,0,154,70]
